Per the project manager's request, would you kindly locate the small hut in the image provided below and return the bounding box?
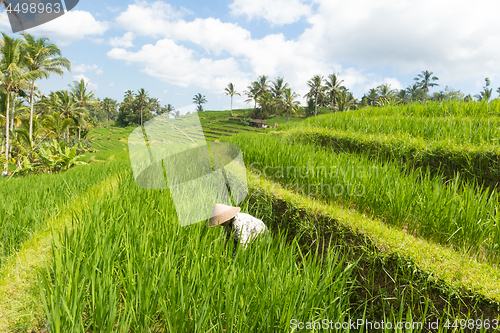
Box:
[249,119,269,128]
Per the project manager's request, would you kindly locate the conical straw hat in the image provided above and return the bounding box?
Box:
[208,203,240,227]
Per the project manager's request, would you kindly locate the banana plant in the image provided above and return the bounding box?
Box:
[37,140,86,172]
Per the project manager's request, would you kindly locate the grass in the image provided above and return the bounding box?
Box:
[5,101,500,331]
[278,126,500,187]
[0,169,123,331]
[288,112,500,146]
[39,168,357,332]
[225,132,500,263]
[246,173,500,320]
[0,161,126,268]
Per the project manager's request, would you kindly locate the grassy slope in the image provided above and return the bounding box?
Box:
[4,104,500,330]
[0,133,130,331]
[278,101,500,187]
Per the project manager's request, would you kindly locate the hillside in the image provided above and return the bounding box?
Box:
[2,102,500,332]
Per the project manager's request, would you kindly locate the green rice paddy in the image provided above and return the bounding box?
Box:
[2,104,500,332]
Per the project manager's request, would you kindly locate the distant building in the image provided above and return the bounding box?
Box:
[249,119,269,128]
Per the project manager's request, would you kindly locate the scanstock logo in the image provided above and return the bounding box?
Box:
[128,113,248,227]
[6,0,79,33]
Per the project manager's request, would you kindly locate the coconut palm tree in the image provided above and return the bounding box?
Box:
[244,83,260,110]
[324,73,344,113]
[336,90,356,112]
[53,90,86,142]
[305,75,325,116]
[136,88,149,126]
[23,34,70,144]
[406,83,427,102]
[376,84,396,105]
[271,77,289,100]
[42,111,73,143]
[414,70,439,93]
[254,75,269,99]
[224,83,240,117]
[0,33,31,160]
[475,77,492,102]
[164,104,175,117]
[256,92,275,119]
[101,98,118,127]
[278,88,300,123]
[192,93,207,112]
[69,79,96,139]
[397,89,410,104]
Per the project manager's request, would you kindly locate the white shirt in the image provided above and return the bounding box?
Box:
[224,213,268,248]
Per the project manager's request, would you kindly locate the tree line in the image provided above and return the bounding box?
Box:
[0,33,122,174]
[220,70,500,122]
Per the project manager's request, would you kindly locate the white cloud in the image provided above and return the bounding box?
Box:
[115,2,191,38]
[107,39,251,94]
[229,0,312,26]
[364,77,403,92]
[113,3,336,96]
[109,32,135,48]
[110,0,500,100]
[302,0,500,82]
[72,74,98,91]
[73,63,103,75]
[110,83,115,86]
[25,10,109,45]
[89,38,105,44]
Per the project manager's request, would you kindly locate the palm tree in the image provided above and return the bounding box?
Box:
[336,90,356,112]
[376,84,396,105]
[271,77,289,100]
[305,75,325,116]
[101,98,118,127]
[164,104,175,117]
[278,88,300,123]
[224,83,240,117]
[70,79,97,139]
[149,97,160,116]
[324,73,344,112]
[365,88,379,106]
[397,89,410,104]
[406,83,427,102]
[256,92,275,119]
[414,70,439,93]
[244,83,260,110]
[0,33,30,160]
[136,88,149,126]
[53,90,85,142]
[475,77,492,102]
[192,93,207,112]
[254,75,269,99]
[42,111,73,143]
[23,34,70,144]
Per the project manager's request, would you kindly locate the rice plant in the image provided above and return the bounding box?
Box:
[0,161,126,268]
[39,168,357,332]
[226,133,500,262]
[292,112,500,146]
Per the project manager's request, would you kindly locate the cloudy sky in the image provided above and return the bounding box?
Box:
[1,0,499,113]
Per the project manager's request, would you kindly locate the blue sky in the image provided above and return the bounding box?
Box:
[1,0,500,113]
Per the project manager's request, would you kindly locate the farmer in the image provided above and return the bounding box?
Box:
[208,203,268,249]
[1,163,9,177]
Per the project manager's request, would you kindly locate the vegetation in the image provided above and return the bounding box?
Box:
[192,92,207,112]
[3,23,500,331]
[223,83,240,117]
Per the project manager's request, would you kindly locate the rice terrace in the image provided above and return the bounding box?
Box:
[1,1,500,332]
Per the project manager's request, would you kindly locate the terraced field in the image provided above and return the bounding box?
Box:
[2,104,500,332]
